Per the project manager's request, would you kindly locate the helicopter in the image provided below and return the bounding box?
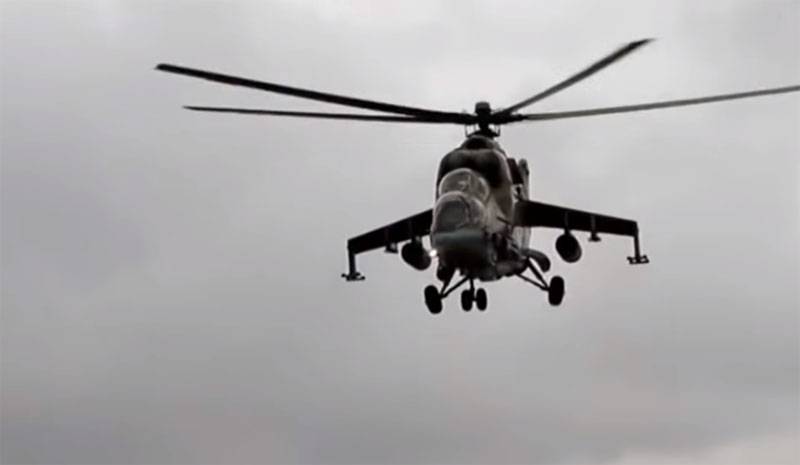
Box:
[156,38,799,314]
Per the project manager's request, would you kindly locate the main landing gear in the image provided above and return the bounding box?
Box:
[424,285,442,314]
[547,276,565,306]
[424,259,565,313]
[517,258,565,307]
[424,275,487,314]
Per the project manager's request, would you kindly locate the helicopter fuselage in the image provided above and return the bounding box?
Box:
[430,134,531,281]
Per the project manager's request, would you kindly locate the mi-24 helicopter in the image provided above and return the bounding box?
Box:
[157,39,800,314]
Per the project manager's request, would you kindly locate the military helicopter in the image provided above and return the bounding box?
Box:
[156,39,799,314]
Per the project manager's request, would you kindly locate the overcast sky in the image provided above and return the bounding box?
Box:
[2,1,799,464]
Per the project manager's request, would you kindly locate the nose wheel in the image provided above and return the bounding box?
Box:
[474,288,487,311]
[460,290,473,311]
[459,286,488,312]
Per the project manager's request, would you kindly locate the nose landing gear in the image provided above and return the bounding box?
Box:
[458,281,488,312]
[424,276,488,314]
[475,288,488,311]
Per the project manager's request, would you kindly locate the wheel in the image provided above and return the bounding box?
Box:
[475,288,487,311]
[548,276,565,306]
[424,285,442,314]
[460,289,474,311]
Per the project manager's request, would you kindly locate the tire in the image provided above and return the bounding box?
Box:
[424,285,442,314]
[548,276,565,306]
[475,288,488,311]
[460,290,473,311]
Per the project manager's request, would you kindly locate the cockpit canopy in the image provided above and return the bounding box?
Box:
[437,168,490,201]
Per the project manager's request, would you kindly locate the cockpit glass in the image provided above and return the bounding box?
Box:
[437,168,490,200]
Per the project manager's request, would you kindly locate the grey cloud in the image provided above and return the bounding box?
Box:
[2,1,798,464]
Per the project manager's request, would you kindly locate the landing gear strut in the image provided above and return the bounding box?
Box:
[517,258,566,307]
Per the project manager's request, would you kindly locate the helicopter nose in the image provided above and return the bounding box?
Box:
[430,193,490,268]
[431,228,488,270]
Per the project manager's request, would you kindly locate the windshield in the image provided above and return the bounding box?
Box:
[437,168,490,200]
[433,192,486,232]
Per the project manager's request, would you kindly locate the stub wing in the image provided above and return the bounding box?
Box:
[343,209,433,280]
[513,200,649,264]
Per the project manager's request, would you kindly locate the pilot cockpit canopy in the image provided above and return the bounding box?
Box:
[437,168,490,201]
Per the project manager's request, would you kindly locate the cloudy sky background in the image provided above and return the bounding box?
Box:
[2,1,798,464]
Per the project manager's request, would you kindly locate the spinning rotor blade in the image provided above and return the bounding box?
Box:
[493,39,653,119]
[183,106,459,123]
[156,64,468,122]
[517,84,800,121]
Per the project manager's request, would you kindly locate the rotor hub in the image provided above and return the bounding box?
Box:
[474,101,492,116]
[472,101,496,137]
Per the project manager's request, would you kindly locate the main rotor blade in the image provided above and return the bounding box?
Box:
[183,106,463,123]
[516,84,800,121]
[493,39,653,119]
[157,64,467,122]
